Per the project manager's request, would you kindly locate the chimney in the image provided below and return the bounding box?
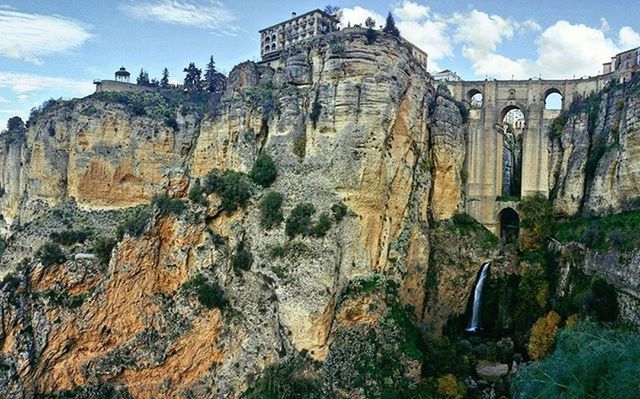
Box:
[292,12,297,18]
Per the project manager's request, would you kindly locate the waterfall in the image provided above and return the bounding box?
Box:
[466,262,490,332]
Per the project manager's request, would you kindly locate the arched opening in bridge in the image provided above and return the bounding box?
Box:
[467,89,483,108]
[498,207,519,243]
[544,89,563,110]
[499,106,524,198]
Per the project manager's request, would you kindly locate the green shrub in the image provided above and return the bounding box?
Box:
[188,182,208,206]
[92,237,116,265]
[331,202,348,222]
[311,212,332,238]
[117,206,152,240]
[518,193,555,250]
[269,245,286,258]
[34,382,133,399]
[243,358,323,399]
[259,191,284,229]
[285,203,316,238]
[232,241,253,272]
[37,243,66,267]
[152,193,186,215]
[181,273,225,309]
[249,153,278,187]
[555,210,640,252]
[452,212,475,226]
[50,229,92,246]
[549,114,566,138]
[1,273,21,292]
[512,321,640,399]
[203,170,252,214]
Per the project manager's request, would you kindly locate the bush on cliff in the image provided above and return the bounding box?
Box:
[203,170,252,214]
[259,191,284,229]
[181,273,225,309]
[50,229,92,246]
[117,206,152,240]
[518,193,555,250]
[527,310,561,360]
[232,241,253,273]
[512,321,640,399]
[37,242,66,267]
[285,203,316,238]
[152,193,186,215]
[249,153,278,187]
[92,237,117,265]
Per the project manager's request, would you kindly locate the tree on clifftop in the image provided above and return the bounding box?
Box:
[365,17,376,29]
[323,5,342,32]
[7,116,25,132]
[160,68,170,89]
[136,69,150,86]
[204,56,226,95]
[383,12,400,37]
[183,62,202,93]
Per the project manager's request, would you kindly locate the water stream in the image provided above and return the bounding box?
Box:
[466,262,490,332]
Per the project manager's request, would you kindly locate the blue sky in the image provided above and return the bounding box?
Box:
[1,0,639,123]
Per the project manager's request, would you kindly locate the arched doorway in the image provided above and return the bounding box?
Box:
[467,89,483,108]
[498,208,519,243]
[544,89,563,110]
[498,106,524,198]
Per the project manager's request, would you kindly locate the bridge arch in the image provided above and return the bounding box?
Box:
[497,104,525,197]
[466,89,483,107]
[543,88,563,110]
[497,207,519,243]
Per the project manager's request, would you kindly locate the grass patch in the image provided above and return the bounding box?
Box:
[555,210,640,251]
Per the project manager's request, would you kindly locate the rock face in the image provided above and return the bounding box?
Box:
[0,94,201,235]
[0,30,470,397]
[550,76,640,217]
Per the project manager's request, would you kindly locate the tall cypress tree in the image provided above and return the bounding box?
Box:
[160,68,170,89]
[136,69,150,86]
[383,12,400,37]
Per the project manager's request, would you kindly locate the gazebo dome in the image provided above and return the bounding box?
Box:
[115,67,130,82]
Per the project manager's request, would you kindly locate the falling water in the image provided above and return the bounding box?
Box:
[466,262,490,332]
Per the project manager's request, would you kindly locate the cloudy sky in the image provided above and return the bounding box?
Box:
[0,0,639,123]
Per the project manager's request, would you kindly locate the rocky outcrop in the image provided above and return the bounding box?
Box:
[550,76,640,217]
[0,30,470,398]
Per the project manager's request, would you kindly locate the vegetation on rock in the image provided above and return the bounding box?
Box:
[527,310,561,360]
[181,273,225,309]
[250,153,278,187]
[259,191,284,229]
[513,322,640,399]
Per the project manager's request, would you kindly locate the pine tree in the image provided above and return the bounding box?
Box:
[183,62,202,93]
[383,12,400,37]
[136,69,150,86]
[203,56,225,94]
[160,68,170,89]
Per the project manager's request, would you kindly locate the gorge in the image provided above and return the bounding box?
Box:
[0,27,639,399]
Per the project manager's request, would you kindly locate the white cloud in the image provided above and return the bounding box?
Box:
[454,14,626,79]
[618,26,640,49]
[120,0,237,34]
[0,97,9,104]
[0,72,93,98]
[454,10,516,57]
[600,17,610,33]
[0,9,92,64]
[341,6,384,28]
[394,1,429,22]
[522,19,542,32]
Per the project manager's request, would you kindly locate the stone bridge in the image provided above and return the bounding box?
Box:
[445,75,613,239]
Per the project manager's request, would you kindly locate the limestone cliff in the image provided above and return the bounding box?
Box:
[549,75,640,217]
[0,30,470,398]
